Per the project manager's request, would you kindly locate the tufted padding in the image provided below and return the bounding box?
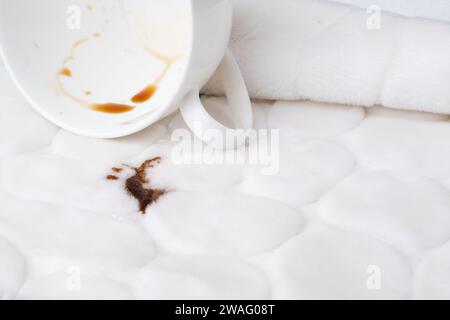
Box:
[1,61,450,300]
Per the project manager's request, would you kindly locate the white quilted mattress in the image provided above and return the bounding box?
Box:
[2,56,450,300]
[2,0,450,300]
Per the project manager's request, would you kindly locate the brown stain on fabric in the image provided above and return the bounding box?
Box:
[106,157,167,213]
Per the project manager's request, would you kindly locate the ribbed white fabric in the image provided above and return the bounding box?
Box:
[205,0,450,114]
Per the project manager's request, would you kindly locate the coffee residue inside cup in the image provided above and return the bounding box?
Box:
[131,84,157,104]
[59,68,72,77]
[55,34,184,115]
[106,157,167,213]
[91,103,135,114]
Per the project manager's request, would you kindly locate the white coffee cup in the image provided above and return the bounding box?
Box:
[0,0,253,146]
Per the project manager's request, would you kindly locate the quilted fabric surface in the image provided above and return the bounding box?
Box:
[1,56,450,299]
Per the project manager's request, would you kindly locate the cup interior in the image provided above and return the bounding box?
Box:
[0,0,193,138]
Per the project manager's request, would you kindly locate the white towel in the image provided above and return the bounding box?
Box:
[205,0,450,114]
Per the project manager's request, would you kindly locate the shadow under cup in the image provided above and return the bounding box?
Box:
[0,0,193,138]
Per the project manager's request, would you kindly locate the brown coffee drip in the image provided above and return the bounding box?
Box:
[106,157,167,213]
[59,68,72,77]
[91,103,135,114]
[131,84,157,104]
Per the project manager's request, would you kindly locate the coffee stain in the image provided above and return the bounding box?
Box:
[63,38,89,64]
[146,47,183,83]
[119,49,184,121]
[33,42,39,49]
[106,157,167,213]
[54,72,90,107]
[127,49,183,105]
[131,84,157,104]
[91,103,135,114]
[59,68,72,77]
[86,4,93,11]
[55,34,185,114]
[54,36,131,113]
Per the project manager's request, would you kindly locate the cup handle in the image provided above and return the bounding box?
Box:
[179,49,253,149]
